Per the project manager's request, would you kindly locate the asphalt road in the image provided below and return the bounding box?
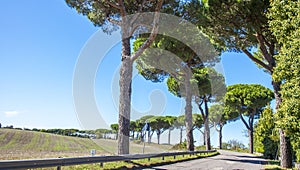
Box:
[150,150,266,170]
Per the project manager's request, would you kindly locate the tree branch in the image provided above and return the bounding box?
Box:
[106,1,121,10]
[118,0,127,16]
[198,101,205,119]
[239,113,250,130]
[131,0,163,61]
[214,122,220,132]
[256,33,274,67]
[199,129,204,134]
[107,18,121,26]
[242,49,272,72]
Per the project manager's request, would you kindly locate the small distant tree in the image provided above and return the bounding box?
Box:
[225,84,274,153]
[148,116,171,144]
[209,103,239,149]
[130,121,138,139]
[227,139,246,151]
[174,115,185,144]
[111,123,119,140]
[192,113,204,145]
[136,115,155,142]
[164,116,176,145]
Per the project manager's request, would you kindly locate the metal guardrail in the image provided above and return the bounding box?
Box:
[0,150,216,169]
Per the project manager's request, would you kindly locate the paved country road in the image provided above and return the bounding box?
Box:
[150,150,266,170]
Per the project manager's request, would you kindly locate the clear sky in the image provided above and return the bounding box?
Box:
[0,0,273,147]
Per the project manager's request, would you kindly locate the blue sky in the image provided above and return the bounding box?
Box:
[0,0,272,147]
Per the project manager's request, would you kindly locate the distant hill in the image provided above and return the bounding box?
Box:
[0,128,105,160]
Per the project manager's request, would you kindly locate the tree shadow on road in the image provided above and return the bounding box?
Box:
[236,155,263,159]
[219,157,267,165]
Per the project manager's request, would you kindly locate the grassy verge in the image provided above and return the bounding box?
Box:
[62,151,219,170]
[263,160,298,170]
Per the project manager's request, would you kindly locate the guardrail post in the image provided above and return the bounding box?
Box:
[100,162,103,167]
[162,156,164,160]
[173,155,176,159]
[148,157,150,161]
[57,166,61,170]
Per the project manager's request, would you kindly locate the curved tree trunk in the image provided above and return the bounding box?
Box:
[184,72,194,151]
[118,37,132,155]
[239,111,254,154]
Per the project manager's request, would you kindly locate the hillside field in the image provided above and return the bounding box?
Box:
[0,129,173,160]
[0,128,105,160]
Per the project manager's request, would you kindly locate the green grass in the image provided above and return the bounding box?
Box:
[264,165,282,170]
[263,160,299,170]
[62,151,219,170]
[0,129,175,160]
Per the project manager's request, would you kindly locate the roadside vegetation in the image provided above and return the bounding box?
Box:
[62,151,219,170]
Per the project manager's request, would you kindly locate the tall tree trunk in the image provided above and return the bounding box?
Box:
[272,81,293,168]
[279,129,293,168]
[140,131,144,142]
[118,37,132,155]
[204,119,211,150]
[204,100,211,150]
[249,111,254,154]
[180,127,183,144]
[148,131,153,143]
[168,129,171,145]
[185,72,194,151]
[248,129,254,154]
[157,132,160,144]
[219,124,223,149]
